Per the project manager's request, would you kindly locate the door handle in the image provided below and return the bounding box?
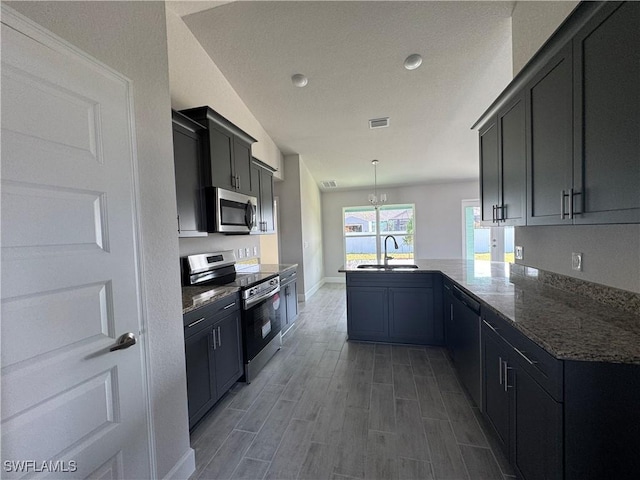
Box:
[110,332,137,352]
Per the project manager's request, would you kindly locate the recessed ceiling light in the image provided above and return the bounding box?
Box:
[404,53,423,71]
[291,73,308,87]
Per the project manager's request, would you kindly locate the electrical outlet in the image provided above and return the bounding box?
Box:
[572,252,583,271]
[515,246,524,260]
[237,248,244,259]
[245,247,251,258]
[253,246,258,256]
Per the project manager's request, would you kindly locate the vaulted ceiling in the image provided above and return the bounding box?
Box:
[169,1,514,190]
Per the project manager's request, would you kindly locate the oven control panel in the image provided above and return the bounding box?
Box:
[243,275,280,301]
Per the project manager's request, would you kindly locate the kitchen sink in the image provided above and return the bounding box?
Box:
[356,264,419,270]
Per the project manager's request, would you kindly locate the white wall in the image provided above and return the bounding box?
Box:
[275,155,324,299]
[165,8,283,262]
[300,160,325,297]
[511,1,579,75]
[165,8,283,178]
[5,1,193,478]
[322,181,479,281]
[275,156,304,289]
[515,226,640,293]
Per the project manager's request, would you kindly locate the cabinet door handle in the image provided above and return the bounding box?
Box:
[569,188,582,218]
[217,326,222,347]
[503,360,513,392]
[187,317,205,328]
[513,347,538,365]
[499,356,503,385]
[236,176,240,190]
[177,215,181,234]
[223,302,236,310]
[212,329,217,350]
[561,190,571,219]
[500,204,506,222]
[492,204,496,223]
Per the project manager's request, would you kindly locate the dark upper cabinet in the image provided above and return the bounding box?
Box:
[526,44,574,226]
[480,95,526,226]
[479,119,500,224]
[572,1,640,224]
[250,158,276,234]
[180,106,257,196]
[477,2,639,226]
[172,111,207,237]
[499,95,527,225]
[208,123,234,193]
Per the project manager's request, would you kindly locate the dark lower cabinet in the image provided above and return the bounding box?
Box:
[281,268,298,335]
[346,286,389,342]
[482,325,510,451]
[346,273,442,345]
[482,310,569,480]
[183,295,242,429]
[389,287,436,344]
[512,363,563,480]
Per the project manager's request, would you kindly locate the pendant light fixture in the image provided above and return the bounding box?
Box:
[368,159,387,208]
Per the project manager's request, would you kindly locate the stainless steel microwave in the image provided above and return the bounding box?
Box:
[206,187,257,233]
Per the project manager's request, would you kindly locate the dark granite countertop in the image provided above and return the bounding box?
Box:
[341,260,640,365]
[182,264,298,315]
[182,285,239,315]
[236,263,297,275]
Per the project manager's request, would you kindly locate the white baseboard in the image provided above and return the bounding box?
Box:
[162,448,195,480]
[299,278,325,302]
[324,276,346,284]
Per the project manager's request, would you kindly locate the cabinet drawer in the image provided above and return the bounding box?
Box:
[183,293,240,332]
[483,308,563,401]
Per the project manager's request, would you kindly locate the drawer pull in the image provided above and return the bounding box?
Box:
[503,360,513,392]
[514,347,538,365]
[499,356,503,385]
[483,319,499,334]
[223,302,236,310]
[187,317,205,328]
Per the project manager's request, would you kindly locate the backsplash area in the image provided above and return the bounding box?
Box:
[178,234,260,260]
[510,263,640,315]
[514,224,640,294]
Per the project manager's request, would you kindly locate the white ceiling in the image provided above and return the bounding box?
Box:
[172,1,515,190]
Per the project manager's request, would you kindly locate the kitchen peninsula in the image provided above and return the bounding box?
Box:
[341,260,640,479]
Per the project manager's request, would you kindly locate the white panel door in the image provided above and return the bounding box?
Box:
[1,10,151,479]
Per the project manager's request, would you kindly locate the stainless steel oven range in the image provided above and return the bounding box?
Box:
[182,251,282,383]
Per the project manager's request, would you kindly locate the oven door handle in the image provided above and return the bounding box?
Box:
[244,286,280,309]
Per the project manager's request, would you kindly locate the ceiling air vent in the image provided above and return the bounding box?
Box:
[369,117,389,129]
[321,180,338,189]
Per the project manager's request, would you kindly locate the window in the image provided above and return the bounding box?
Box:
[343,204,415,268]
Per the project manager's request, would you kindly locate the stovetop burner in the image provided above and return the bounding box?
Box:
[182,251,279,292]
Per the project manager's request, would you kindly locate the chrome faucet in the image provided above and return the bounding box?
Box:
[384,235,399,266]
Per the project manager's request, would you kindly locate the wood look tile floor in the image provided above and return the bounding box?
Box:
[190,284,515,480]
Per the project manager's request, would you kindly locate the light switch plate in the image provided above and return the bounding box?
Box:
[572,252,583,271]
[515,246,524,260]
[237,248,244,259]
